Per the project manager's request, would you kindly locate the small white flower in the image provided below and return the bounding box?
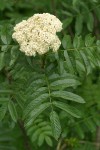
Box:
[12,13,62,56]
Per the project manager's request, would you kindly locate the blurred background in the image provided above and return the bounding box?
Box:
[0,0,100,150]
[0,0,100,37]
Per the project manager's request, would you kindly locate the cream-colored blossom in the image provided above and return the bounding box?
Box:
[12,13,62,56]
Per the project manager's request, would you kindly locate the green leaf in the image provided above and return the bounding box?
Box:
[0,103,8,121]
[51,91,85,103]
[8,100,18,122]
[86,13,94,32]
[31,128,41,142]
[96,40,100,54]
[50,111,61,140]
[64,50,75,74]
[1,45,8,52]
[53,101,81,118]
[76,60,86,72]
[23,93,49,119]
[25,102,51,127]
[0,25,12,44]
[38,134,45,146]
[85,118,96,132]
[59,58,64,75]
[10,46,19,66]
[0,52,5,70]
[79,50,91,75]
[75,124,84,139]
[30,78,46,86]
[45,136,53,146]
[62,35,72,49]
[73,35,83,48]
[14,93,24,109]
[93,116,100,126]
[85,34,95,46]
[0,90,13,94]
[73,0,79,6]
[75,14,83,35]
[50,79,80,89]
[61,10,73,17]
[62,17,73,29]
[26,56,33,68]
[0,98,9,103]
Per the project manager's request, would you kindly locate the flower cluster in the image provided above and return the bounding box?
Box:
[12,13,62,56]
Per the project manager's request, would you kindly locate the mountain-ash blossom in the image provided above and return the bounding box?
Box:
[12,13,62,56]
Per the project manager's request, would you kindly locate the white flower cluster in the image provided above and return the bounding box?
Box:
[12,13,62,56]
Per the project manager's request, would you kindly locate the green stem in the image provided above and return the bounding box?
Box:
[45,76,54,112]
[41,54,46,69]
[41,54,54,112]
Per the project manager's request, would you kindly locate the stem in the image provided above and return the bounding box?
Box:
[80,140,100,148]
[4,69,32,149]
[41,54,54,112]
[51,0,56,15]
[95,127,100,150]
[94,13,100,39]
[69,111,99,129]
[56,139,63,150]
[18,120,32,150]
[45,76,54,112]
[41,54,46,69]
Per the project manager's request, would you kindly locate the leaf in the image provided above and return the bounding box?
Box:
[0,25,12,44]
[0,103,8,121]
[8,100,18,122]
[75,124,84,139]
[1,45,8,52]
[0,90,13,94]
[50,79,80,89]
[62,17,73,29]
[59,58,64,75]
[62,35,72,49]
[73,35,83,48]
[0,98,9,103]
[85,34,95,46]
[53,101,81,118]
[79,50,91,75]
[61,10,73,17]
[23,93,49,119]
[0,52,5,70]
[76,60,86,72]
[38,134,45,146]
[64,50,75,74]
[10,46,19,66]
[26,56,33,68]
[48,73,60,81]
[25,102,51,127]
[75,14,83,35]
[30,78,46,87]
[14,94,24,109]
[45,136,53,146]
[73,0,79,6]
[50,111,61,140]
[31,128,41,142]
[51,91,85,103]
[93,116,100,126]
[46,63,55,73]
[86,13,94,32]
[85,118,96,132]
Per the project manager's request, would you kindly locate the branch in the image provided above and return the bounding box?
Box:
[18,120,32,150]
[95,127,100,150]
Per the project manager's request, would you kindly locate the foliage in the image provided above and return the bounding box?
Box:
[0,0,100,150]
